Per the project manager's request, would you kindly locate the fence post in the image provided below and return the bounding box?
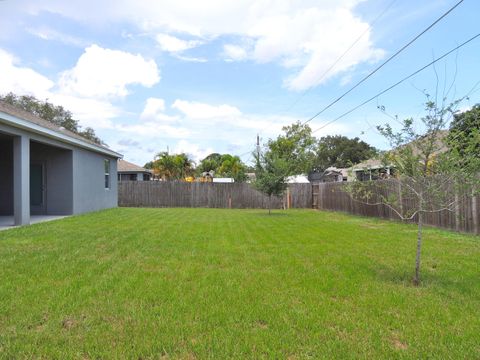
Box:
[287,187,291,209]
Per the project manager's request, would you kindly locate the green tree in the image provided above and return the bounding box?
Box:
[253,151,289,215]
[197,153,248,182]
[196,153,223,174]
[0,92,103,144]
[447,104,480,156]
[217,154,247,182]
[346,96,479,286]
[315,135,377,170]
[267,121,316,175]
[143,161,155,169]
[153,152,194,180]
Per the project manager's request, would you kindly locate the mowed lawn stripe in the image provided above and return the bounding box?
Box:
[0,208,478,359]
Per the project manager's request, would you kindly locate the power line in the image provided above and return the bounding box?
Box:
[310,31,480,135]
[254,0,398,138]
[283,0,398,114]
[302,0,465,126]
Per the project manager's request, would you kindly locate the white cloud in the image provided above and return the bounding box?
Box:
[172,99,241,119]
[172,139,214,163]
[116,122,190,138]
[172,54,208,63]
[223,44,248,62]
[18,0,383,91]
[0,49,54,98]
[0,47,124,130]
[140,97,179,122]
[59,44,160,98]
[26,26,87,47]
[49,94,120,129]
[156,33,203,53]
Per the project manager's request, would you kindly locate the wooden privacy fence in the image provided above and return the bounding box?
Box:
[313,181,480,235]
[118,181,312,209]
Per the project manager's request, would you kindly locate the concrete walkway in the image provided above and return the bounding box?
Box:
[0,215,67,231]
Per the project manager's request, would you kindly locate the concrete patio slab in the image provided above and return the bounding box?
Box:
[0,215,67,231]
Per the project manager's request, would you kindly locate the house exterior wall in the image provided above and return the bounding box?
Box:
[0,137,13,215]
[0,122,119,220]
[30,141,73,215]
[72,148,118,214]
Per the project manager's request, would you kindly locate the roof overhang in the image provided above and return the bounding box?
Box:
[0,111,123,158]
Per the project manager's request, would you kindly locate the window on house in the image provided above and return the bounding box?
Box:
[104,159,110,189]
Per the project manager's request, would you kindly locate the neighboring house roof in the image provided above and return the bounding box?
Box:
[352,131,450,172]
[118,159,150,173]
[352,158,390,172]
[326,166,349,178]
[0,100,122,158]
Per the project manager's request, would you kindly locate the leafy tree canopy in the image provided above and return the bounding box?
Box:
[153,152,194,181]
[197,153,248,182]
[267,121,316,175]
[314,135,377,170]
[253,151,289,214]
[447,103,480,156]
[0,92,103,144]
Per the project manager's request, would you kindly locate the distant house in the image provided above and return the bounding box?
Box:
[308,167,348,183]
[351,159,394,181]
[0,101,122,227]
[118,160,152,181]
[351,130,450,181]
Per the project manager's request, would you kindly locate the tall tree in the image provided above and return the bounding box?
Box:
[196,153,223,174]
[447,104,480,156]
[315,135,377,170]
[197,153,248,182]
[153,152,194,181]
[267,121,316,175]
[217,154,247,182]
[0,92,103,144]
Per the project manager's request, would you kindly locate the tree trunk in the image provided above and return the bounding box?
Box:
[413,211,423,286]
[268,194,271,215]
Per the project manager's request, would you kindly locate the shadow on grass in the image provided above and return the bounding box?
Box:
[254,211,290,217]
[372,263,476,296]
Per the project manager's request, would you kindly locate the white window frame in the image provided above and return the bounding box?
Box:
[104,159,111,189]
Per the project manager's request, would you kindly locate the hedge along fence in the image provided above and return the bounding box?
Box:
[313,181,480,235]
[118,181,312,209]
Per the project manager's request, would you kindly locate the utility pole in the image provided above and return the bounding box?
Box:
[256,134,260,160]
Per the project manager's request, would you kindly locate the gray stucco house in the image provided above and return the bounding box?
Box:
[0,101,122,227]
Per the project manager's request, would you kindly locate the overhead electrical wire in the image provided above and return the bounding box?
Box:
[310,31,480,135]
[301,0,465,126]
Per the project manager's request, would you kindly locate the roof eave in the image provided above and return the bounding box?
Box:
[0,111,123,159]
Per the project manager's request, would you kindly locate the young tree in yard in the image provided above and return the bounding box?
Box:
[253,151,289,215]
[346,96,480,286]
[0,92,103,144]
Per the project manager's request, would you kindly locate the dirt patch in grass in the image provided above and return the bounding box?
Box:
[390,335,408,350]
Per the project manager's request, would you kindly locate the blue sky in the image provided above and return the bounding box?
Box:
[0,0,479,166]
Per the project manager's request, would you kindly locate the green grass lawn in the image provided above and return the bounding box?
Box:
[0,208,478,359]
